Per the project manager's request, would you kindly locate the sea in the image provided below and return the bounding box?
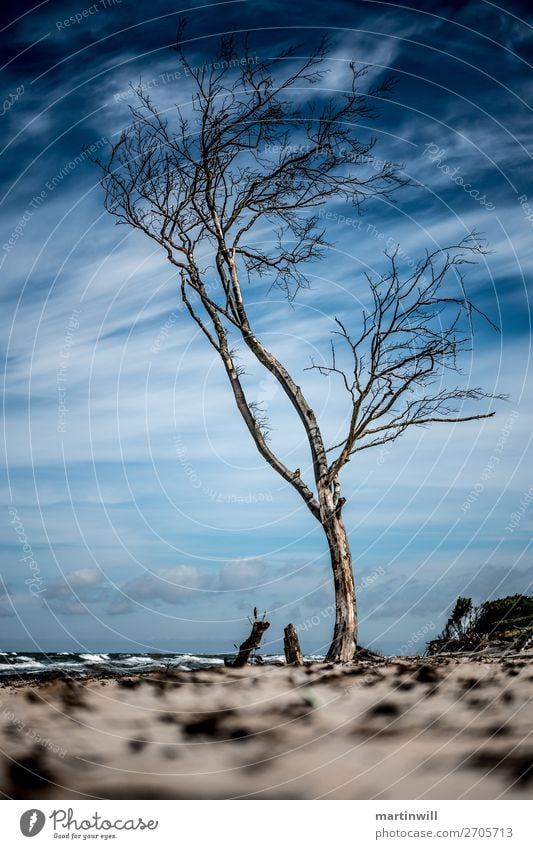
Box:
[0,650,323,682]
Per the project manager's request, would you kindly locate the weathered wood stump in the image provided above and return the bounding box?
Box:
[283,623,303,665]
[225,620,270,667]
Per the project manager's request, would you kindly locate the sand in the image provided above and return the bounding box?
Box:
[0,654,532,800]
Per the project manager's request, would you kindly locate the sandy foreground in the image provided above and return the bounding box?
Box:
[0,655,532,800]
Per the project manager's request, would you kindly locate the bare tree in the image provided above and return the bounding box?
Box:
[99,35,500,662]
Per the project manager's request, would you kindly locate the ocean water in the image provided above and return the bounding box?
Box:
[0,650,322,681]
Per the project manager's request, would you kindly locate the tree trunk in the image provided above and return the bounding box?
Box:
[322,506,357,663]
[283,624,303,665]
[225,620,270,667]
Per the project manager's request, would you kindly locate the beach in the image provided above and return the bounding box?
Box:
[1,653,532,800]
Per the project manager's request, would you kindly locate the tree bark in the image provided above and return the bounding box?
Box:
[226,620,270,667]
[283,624,303,665]
[320,497,357,663]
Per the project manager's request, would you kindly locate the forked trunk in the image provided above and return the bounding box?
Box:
[322,508,357,662]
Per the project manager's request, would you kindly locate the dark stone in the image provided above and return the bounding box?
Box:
[9,750,53,792]
[367,701,400,718]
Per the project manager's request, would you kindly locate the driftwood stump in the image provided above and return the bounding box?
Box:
[283,623,303,665]
[226,620,270,667]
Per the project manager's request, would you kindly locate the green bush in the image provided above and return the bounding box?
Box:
[427,593,533,654]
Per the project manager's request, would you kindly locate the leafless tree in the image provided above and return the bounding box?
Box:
[99,35,500,662]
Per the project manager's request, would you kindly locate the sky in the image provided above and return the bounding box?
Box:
[0,0,532,656]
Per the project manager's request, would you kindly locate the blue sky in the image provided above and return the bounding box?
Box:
[0,0,532,655]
